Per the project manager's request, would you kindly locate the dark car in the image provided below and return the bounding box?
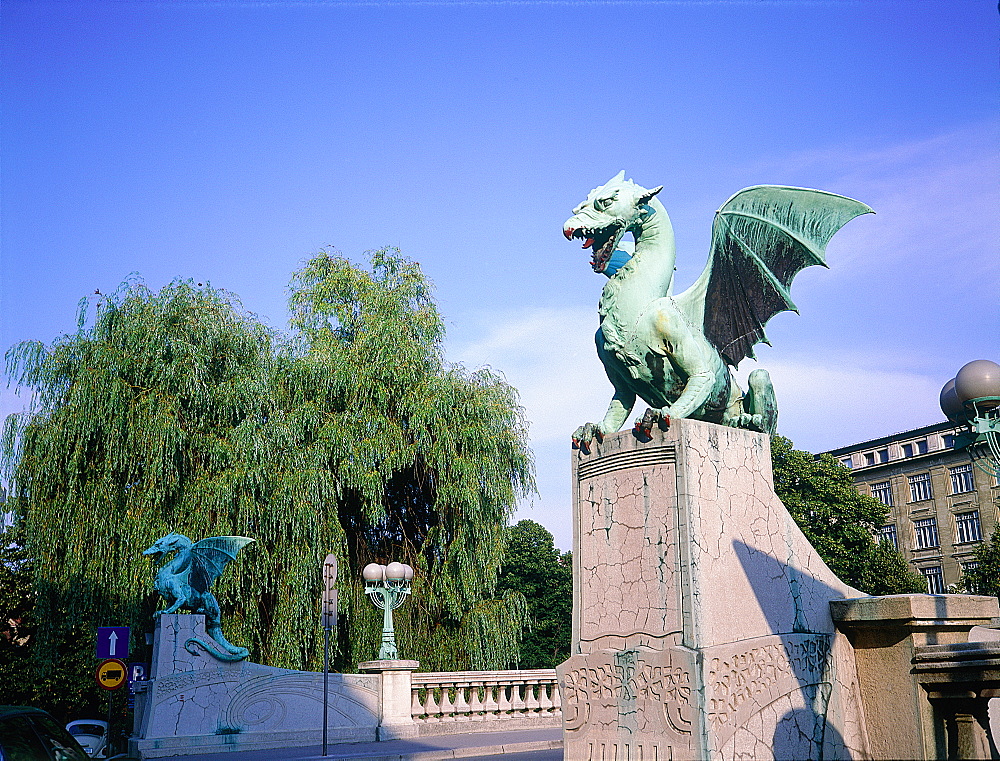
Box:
[0,707,89,761]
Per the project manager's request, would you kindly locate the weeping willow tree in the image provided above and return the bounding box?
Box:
[2,248,533,715]
[279,248,534,671]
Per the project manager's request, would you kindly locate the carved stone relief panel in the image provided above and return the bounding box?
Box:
[558,646,698,761]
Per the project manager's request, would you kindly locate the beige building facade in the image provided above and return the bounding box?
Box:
[824,421,1000,593]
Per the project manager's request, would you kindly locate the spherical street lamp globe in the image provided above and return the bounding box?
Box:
[941,359,1000,479]
[939,378,964,423]
[385,562,407,580]
[954,359,1000,411]
[362,563,385,582]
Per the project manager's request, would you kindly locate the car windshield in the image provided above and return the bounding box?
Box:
[68,724,105,736]
[0,715,50,761]
[31,715,89,761]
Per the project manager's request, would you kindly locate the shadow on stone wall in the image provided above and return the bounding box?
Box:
[734,539,851,761]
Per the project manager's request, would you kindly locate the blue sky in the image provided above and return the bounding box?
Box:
[3,0,997,549]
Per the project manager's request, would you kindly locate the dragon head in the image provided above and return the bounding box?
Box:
[143,532,194,556]
[563,171,663,274]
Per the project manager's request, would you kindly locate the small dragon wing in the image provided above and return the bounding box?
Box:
[188,536,255,594]
[675,186,873,367]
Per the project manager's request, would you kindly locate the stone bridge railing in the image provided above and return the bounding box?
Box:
[410,669,561,729]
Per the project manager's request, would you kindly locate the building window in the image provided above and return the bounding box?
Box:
[876,448,889,464]
[921,565,944,594]
[962,561,980,574]
[950,464,975,494]
[870,481,893,506]
[913,518,939,549]
[908,473,933,502]
[943,434,955,449]
[864,452,875,467]
[840,457,853,469]
[916,439,928,454]
[955,511,983,544]
[878,524,899,549]
[902,443,913,458]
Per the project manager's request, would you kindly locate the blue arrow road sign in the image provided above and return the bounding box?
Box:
[97,627,130,660]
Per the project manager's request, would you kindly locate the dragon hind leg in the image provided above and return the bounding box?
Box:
[201,594,250,657]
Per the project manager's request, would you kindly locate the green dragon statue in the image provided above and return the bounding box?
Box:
[564,172,872,451]
[144,532,255,662]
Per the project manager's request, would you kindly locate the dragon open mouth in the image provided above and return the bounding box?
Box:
[569,223,625,273]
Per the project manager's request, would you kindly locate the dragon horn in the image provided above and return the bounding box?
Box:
[638,186,663,206]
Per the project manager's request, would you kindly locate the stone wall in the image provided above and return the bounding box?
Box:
[131,614,380,758]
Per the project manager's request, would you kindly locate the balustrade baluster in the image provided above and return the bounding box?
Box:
[452,680,471,720]
[510,681,527,714]
[497,682,512,717]
[423,686,441,723]
[467,679,485,717]
[439,680,456,721]
[411,688,425,722]
[537,681,553,714]
[523,680,540,713]
[482,680,500,717]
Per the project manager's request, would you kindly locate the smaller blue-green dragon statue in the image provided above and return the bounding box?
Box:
[144,533,255,662]
[564,172,873,451]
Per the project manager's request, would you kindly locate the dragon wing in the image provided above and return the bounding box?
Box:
[188,536,255,594]
[674,186,873,367]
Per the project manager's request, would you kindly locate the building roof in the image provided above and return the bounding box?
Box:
[822,420,956,457]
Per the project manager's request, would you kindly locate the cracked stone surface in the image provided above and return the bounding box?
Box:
[560,420,871,760]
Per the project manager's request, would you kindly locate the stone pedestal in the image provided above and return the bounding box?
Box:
[557,419,870,761]
[359,660,420,739]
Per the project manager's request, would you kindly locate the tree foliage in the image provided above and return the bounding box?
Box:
[497,520,572,669]
[2,248,534,717]
[0,518,35,705]
[961,524,1000,598]
[770,435,926,595]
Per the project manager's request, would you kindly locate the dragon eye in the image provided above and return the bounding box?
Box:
[595,197,613,211]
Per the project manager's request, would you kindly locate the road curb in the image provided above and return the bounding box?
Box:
[318,738,563,760]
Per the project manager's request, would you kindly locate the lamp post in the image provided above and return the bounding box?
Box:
[940,359,1000,477]
[363,561,414,660]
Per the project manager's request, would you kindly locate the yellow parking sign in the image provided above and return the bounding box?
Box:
[97,658,127,690]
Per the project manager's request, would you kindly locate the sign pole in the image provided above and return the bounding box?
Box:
[106,691,113,756]
[321,553,337,758]
[96,626,130,756]
[323,625,330,756]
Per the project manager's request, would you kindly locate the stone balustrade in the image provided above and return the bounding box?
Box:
[410,669,561,728]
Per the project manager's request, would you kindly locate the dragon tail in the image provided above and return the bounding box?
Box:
[184,636,249,662]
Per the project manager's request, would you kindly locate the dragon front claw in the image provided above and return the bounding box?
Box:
[572,423,604,454]
[634,408,670,440]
